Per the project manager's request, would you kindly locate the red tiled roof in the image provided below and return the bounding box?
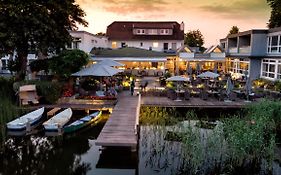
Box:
[106,21,184,41]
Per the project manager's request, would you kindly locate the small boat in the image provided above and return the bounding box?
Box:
[6,107,45,132]
[43,108,72,132]
[64,111,102,133]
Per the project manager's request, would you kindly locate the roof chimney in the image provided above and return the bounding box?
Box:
[180,21,184,31]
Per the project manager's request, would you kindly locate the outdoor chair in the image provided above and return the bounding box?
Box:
[229,92,238,101]
[184,90,190,100]
[170,90,177,100]
[200,90,208,100]
[217,91,226,101]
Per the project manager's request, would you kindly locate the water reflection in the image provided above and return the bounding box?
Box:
[0,113,137,175]
[139,121,281,175]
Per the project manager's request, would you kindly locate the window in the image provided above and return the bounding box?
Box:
[267,35,281,53]
[226,58,249,74]
[136,29,145,35]
[172,43,177,50]
[148,29,158,35]
[121,42,126,48]
[160,29,170,35]
[153,42,159,48]
[112,41,117,48]
[261,59,278,79]
[140,42,143,47]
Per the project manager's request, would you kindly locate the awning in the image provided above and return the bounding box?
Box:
[92,57,167,62]
[180,57,225,61]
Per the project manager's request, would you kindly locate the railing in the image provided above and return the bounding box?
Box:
[229,47,238,53]
[135,94,141,135]
[239,46,251,54]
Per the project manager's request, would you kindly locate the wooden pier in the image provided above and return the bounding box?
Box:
[141,96,257,108]
[95,93,141,149]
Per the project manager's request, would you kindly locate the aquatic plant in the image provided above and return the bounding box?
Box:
[140,101,281,174]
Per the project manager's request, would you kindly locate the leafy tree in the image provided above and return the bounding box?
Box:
[228,26,239,35]
[49,49,89,79]
[184,30,204,51]
[267,0,281,28]
[0,0,88,79]
[96,32,106,36]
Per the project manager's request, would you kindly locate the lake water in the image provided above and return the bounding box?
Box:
[0,113,281,175]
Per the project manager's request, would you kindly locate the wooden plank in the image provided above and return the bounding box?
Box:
[96,92,140,148]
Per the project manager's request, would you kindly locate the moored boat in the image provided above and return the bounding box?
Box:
[6,107,45,132]
[64,111,102,133]
[43,108,72,132]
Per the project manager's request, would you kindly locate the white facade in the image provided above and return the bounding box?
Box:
[1,54,36,73]
[110,40,183,52]
[68,31,108,53]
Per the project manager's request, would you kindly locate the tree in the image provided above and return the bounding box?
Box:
[0,0,88,79]
[228,26,239,35]
[49,49,89,79]
[96,32,106,36]
[184,30,204,51]
[267,0,281,28]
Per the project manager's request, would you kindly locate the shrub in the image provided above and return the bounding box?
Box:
[13,80,63,104]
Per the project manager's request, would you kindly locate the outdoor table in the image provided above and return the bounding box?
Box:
[190,90,200,97]
[207,90,219,97]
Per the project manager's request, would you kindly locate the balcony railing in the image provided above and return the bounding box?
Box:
[229,47,238,53]
[239,46,251,54]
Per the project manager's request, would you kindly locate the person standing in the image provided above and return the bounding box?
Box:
[130,78,135,96]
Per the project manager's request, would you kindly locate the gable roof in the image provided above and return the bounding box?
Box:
[204,45,224,54]
[106,21,184,41]
[91,47,175,58]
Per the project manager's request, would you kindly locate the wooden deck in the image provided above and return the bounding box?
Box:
[95,92,140,148]
[141,96,257,108]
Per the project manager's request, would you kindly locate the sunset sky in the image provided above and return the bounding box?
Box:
[77,0,271,47]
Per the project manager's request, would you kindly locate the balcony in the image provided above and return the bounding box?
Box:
[239,46,251,54]
[229,47,238,53]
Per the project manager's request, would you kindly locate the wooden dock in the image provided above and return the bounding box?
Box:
[95,93,140,149]
[141,96,258,108]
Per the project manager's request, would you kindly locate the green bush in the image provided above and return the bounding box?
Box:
[13,80,63,104]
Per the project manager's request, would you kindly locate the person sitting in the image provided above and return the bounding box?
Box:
[108,86,118,97]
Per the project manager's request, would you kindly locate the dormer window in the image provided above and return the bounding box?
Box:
[136,29,145,35]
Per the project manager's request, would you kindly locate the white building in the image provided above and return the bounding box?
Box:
[220,27,281,81]
[68,31,108,53]
[106,21,184,52]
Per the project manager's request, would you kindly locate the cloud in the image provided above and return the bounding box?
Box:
[198,0,270,19]
[97,0,169,15]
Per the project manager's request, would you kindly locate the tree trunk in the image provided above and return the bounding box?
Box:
[16,51,28,81]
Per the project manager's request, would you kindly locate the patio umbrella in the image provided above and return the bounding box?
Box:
[213,63,218,74]
[72,63,122,77]
[226,77,234,97]
[166,76,189,91]
[245,76,252,102]
[98,59,124,67]
[72,64,123,90]
[196,63,201,75]
[166,76,189,82]
[197,71,219,79]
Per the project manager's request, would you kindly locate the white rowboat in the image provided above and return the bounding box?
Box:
[6,107,45,131]
[43,108,72,132]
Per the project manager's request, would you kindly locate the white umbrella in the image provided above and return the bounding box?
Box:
[197,71,219,79]
[166,76,189,82]
[98,59,124,67]
[245,77,252,102]
[72,64,122,77]
[226,77,233,96]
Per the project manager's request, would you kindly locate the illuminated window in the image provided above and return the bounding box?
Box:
[112,41,117,48]
[153,42,159,48]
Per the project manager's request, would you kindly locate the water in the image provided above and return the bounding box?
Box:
[1,115,281,175]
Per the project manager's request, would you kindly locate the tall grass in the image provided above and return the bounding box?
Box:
[140,100,281,174]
